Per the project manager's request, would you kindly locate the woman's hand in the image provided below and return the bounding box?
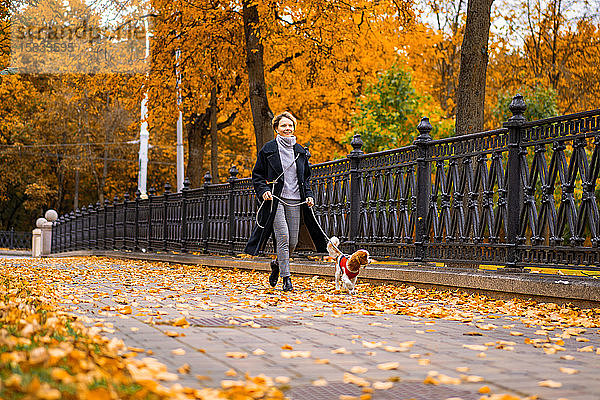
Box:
[262,191,273,201]
[306,197,314,207]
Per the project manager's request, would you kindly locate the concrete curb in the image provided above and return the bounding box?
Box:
[0,249,31,256]
[46,250,600,307]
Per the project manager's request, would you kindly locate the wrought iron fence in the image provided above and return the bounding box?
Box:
[51,95,600,273]
[0,229,32,249]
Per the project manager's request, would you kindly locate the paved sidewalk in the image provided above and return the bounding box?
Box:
[10,256,600,399]
[0,250,31,258]
[51,250,600,307]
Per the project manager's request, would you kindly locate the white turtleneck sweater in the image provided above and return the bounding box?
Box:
[276,135,300,200]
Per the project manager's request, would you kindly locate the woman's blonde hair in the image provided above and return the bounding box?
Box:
[272,111,297,132]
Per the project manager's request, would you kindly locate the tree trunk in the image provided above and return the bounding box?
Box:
[242,0,273,152]
[187,112,210,188]
[99,92,110,204]
[455,0,494,135]
[74,167,79,210]
[209,86,220,183]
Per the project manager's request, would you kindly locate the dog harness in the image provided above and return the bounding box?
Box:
[338,255,359,279]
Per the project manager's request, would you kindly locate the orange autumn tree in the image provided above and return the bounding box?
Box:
[5,0,600,231]
[147,0,419,184]
[408,0,466,119]
[487,0,600,119]
[257,0,417,161]
[147,0,247,186]
[0,0,177,229]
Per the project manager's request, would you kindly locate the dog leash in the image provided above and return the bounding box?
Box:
[253,153,344,256]
[308,206,344,255]
[255,153,302,229]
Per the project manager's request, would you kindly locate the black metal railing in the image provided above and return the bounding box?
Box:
[50,95,600,272]
[0,229,32,249]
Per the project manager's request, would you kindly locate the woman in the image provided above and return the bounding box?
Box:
[244,111,327,291]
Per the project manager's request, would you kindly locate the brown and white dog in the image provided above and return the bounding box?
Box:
[327,236,371,295]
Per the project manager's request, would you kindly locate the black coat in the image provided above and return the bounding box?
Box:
[244,139,327,255]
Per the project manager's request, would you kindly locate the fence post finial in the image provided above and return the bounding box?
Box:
[508,93,527,122]
[164,182,172,195]
[183,177,190,190]
[204,171,212,185]
[350,134,364,156]
[415,117,433,144]
[228,165,239,182]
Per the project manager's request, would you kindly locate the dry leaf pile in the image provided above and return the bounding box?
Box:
[0,265,285,400]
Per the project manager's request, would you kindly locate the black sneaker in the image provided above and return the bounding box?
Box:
[269,260,279,287]
[282,276,293,292]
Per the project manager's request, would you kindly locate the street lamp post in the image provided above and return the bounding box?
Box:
[176,47,184,192]
[138,17,150,196]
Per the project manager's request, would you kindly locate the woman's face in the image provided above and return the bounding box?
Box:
[276,117,295,137]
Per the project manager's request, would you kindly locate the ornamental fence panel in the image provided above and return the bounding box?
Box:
[50,95,600,273]
[0,229,32,249]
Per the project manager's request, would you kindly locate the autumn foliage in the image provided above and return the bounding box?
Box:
[0,0,599,229]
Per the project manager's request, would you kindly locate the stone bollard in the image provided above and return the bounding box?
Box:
[42,210,58,255]
[32,210,58,257]
[32,218,44,257]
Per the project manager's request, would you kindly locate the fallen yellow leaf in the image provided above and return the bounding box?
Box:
[372,381,393,390]
[559,367,579,374]
[478,385,491,393]
[331,347,352,354]
[172,316,188,326]
[350,366,368,374]
[538,379,562,388]
[226,352,248,359]
[437,374,461,385]
[377,362,399,370]
[119,306,132,315]
[172,348,186,356]
[177,363,190,374]
[280,350,311,358]
[462,344,488,351]
[275,376,290,384]
[462,375,484,382]
[343,372,370,387]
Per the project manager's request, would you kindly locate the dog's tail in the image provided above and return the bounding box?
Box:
[327,236,342,258]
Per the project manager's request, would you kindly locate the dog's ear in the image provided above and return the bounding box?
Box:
[357,251,369,265]
[347,255,360,271]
